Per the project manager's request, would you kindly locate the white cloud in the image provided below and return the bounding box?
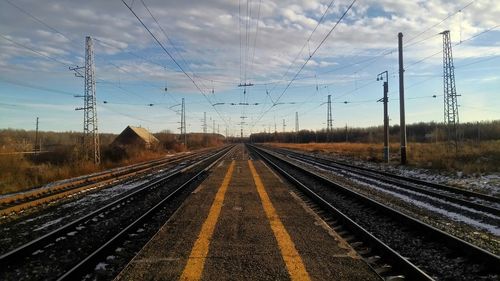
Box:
[0,0,498,132]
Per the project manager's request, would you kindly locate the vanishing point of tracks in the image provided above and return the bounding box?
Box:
[249,144,499,281]
[0,145,235,281]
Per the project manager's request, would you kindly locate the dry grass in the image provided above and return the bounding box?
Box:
[269,140,500,174]
[0,150,168,195]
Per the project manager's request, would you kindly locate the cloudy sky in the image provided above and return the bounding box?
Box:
[0,0,499,135]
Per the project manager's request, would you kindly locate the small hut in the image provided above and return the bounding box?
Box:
[112,126,159,149]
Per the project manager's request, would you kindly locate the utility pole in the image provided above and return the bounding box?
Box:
[295,112,299,132]
[398,32,407,165]
[34,117,39,153]
[345,123,348,142]
[441,30,460,151]
[295,112,299,143]
[213,120,215,134]
[282,119,286,133]
[327,94,333,141]
[73,36,100,165]
[180,98,186,148]
[203,112,207,134]
[377,71,389,163]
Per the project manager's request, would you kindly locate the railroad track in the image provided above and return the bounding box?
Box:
[249,144,499,281]
[269,146,500,216]
[0,145,235,281]
[0,147,217,216]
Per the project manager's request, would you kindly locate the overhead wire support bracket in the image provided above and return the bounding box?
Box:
[69,66,84,78]
[238,83,254,87]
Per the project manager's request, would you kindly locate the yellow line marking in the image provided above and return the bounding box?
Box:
[179,160,235,281]
[248,160,311,281]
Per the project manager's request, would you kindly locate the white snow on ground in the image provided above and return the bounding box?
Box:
[33,217,64,231]
[95,262,107,271]
[292,156,500,236]
[346,176,500,236]
[305,151,500,196]
[0,152,184,200]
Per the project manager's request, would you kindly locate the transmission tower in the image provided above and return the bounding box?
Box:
[180,98,186,147]
[327,94,333,131]
[282,119,286,133]
[441,30,460,149]
[295,112,299,132]
[74,36,100,164]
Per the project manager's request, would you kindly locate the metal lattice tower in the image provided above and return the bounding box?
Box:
[327,95,333,131]
[78,36,100,164]
[282,119,286,133]
[180,98,186,147]
[295,112,299,132]
[441,30,460,148]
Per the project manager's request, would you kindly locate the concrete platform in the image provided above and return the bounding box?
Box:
[115,147,380,281]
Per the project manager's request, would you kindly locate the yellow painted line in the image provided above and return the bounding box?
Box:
[179,160,235,281]
[248,160,311,281]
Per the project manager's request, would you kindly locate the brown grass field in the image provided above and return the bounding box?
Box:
[0,149,170,195]
[269,140,500,174]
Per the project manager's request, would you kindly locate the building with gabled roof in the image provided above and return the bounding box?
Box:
[111,126,159,149]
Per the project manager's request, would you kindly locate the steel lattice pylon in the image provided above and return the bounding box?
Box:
[441,30,460,148]
[83,36,100,164]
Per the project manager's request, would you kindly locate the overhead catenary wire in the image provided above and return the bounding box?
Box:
[121,0,229,127]
[252,0,357,130]
[139,0,213,99]
[0,3,178,110]
[249,0,262,80]
[267,0,336,97]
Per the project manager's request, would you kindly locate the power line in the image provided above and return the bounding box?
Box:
[406,0,476,44]
[405,23,500,71]
[121,0,229,127]
[1,2,178,109]
[273,0,356,104]
[249,0,262,80]
[267,0,336,97]
[0,34,72,68]
[251,0,356,130]
[139,0,210,96]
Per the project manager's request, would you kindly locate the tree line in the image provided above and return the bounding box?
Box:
[249,120,500,143]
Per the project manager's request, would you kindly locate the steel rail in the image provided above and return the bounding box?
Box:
[249,144,499,281]
[56,145,235,280]
[0,146,232,267]
[270,146,499,207]
[273,148,500,216]
[0,147,217,215]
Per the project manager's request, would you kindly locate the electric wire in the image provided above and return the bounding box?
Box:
[121,0,229,127]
